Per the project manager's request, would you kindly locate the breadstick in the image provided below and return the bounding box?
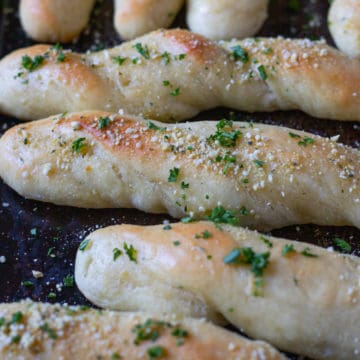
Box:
[1,111,360,231]
[19,0,96,43]
[187,0,268,40]
[328,0,360,58]
[1,29,360,121]
[114,0,184,40]
[0,300,284,359]
[75,221,360,359]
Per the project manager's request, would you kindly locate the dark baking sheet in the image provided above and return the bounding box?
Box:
[0,1,359,359]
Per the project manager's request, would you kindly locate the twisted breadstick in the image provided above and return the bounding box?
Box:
[75,222,360,359]
[0,301,284,359]
[1,111,360,231]
[328,0,360,58]
[1,29,360,122]
[19,0,96,43]
[19,0,267,42]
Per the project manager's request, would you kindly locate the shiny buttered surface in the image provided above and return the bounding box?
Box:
[1,30,360,122]
[0,111,360,230]
[0,301,285,359]
[75,222,360,359]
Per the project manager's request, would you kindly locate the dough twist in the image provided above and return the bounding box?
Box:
[0,111,360,231]
[329,0,360,58]
[19,0,268,42]
[0,301,284,359]
[75,222,360,359]
[1,29,360,121]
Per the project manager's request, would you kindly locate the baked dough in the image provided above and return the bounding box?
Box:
[75,221,360,359]
[19,0,96,43]
[19,0,267,41]
[114,0,184,40]
[0,111,360,231]
[329,0,360,58]
[0,300,284,359]
[1,29,360,121]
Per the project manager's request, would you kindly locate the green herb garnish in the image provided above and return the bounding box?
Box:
[123,242,137,263]
[113,248,123,261]
[207,206,239,226]
[98,116,110,129]
[333,238,351,253]
[79,239,90,251]
[133,43,150,59]
[71,137,86,153]
[168,167,180,182]
[230,45,249,63]
[21,54,44,72]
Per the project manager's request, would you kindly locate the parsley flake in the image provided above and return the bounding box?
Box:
[79,239,90,251]
[230,45,249,63]
[63,274,74,287]
[98,116,110,129]
[21,54,45,72]
[168,167,180,182]
[113,56,127,66]
[301,247,318,258]
[333,238,352,253]
[207,206,239,226]
[282,244,296,256]
[113,248,123,261]
[207,119,241,147]
[170,88,181,96]
[257,65,268,80]
[71,137,86,153]
[123,242,137,263]
[133,43,150,59]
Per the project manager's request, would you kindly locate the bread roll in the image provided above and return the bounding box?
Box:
[187,0,268,40]
[0,111,360,231]
[1,29,360,121]
[0,300,284,359]
[75,221,360,359]
[19,0,96,43]
[114,0,184,40]
[329,0,360,58]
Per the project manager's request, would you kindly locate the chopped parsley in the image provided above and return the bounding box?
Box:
[173,240,181,246]
[162,80,170,86]
[40,323,57,339]
[132,319,172,344]
[52,44,66,63]
[257,65,267,80]
[111,353,121,360]
[298,137,315,147]
[147,345,165,359]
[240,206,249,216]
[259,235,273,248]
[21,54,45,72]
[71,137,86,153]
[171,327,188,346]
[301,247,318,258]
[147,121,165,131]
[181,181,189,189]
[163,224,172,230]
[113,248,123,261]
[63,274,74,287]
[170,88,181,96]
[11,335,21,344]
[207,119,241,147]
[282,244,296,256]
[11,312,23,324]
[223,247,270,277]
[22,280,34,287]
[48,292,57,299]
[253,160,264,167]
[98,116,110,129]
[133,43,150,59]
[207,206,239,226]
[289,132,301,139]
[79,239,90,251]
[223,154,236,174]
[168,167,180,182]
[195,230,212,239]
[112,56,127,66]
[161,51,171,65]
[230,45,249,63]
[123,242,137,263]
[333,237,352,253]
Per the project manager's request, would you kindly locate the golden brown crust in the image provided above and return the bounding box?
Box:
[1,29,360,121]
[19,0,96,43]
[0,301,284,359]
[75,221,360,359]
[0,111,360,230]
